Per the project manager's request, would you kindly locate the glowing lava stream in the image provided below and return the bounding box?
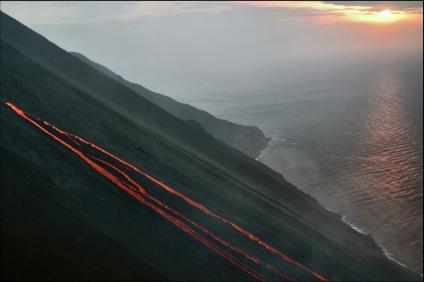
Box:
[37,121,291,280]
[61,124,330,281]
[5,102,330,281]
[4,102,268,282]
[89,155,294,281]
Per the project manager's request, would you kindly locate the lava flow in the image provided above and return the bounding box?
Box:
[4,102,270,281]
[4,101,330,281]
[53,115,330,281]
[89,155,293,281]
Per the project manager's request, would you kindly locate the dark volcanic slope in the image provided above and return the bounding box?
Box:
[1,148,165,281]
[1,11,421,281]
[70,51,269,158]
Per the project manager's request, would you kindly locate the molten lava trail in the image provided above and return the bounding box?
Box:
[89,155,293,281]
[56,120,330,281]
[40,116,291,280]
[5,102,270,282]
[4,101,330,281]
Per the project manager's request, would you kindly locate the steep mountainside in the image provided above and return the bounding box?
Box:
[1,11,421,281]
[69,51,269,158]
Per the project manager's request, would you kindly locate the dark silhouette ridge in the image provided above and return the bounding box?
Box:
[1,11,421,281]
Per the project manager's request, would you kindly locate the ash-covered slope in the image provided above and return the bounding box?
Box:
[1,11,421,281]
[69,51,269,158]
[1,148,166,281]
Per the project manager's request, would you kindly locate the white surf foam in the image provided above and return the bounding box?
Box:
[341,215,366,235]
[340,214,422,276]
[255,134,284,161]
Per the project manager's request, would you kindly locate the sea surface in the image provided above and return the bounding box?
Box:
[181,55,423,273]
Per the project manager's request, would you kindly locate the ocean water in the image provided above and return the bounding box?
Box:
[182,56,423,273]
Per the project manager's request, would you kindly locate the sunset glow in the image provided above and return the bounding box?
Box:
[379,10,392,18]
[240,1,421,24]
[1,1,423,280]
[346,10,408,24]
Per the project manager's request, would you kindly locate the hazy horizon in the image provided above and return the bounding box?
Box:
[1,1,422,99]
[1,1,423,278]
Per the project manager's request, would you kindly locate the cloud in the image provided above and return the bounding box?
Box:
[238,1,423,12]
[236,1,423,24]
[324,1,423,11]
[2,1,421,26]
[0,1,231,25]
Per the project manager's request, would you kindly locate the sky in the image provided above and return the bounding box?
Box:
[1,1,422,98]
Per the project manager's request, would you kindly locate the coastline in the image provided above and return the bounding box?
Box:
[341,213,424,277]
[255,134,282,161]
[254,134,423,276]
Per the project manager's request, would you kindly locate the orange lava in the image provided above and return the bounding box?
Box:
[61,120,329,281]
[90,155,293,281]
[4,101,330,281]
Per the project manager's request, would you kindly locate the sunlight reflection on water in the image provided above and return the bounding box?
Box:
[185,59,423,273]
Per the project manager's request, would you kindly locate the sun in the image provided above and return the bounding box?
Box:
[378,9,392,19]
[346,8,407,24]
